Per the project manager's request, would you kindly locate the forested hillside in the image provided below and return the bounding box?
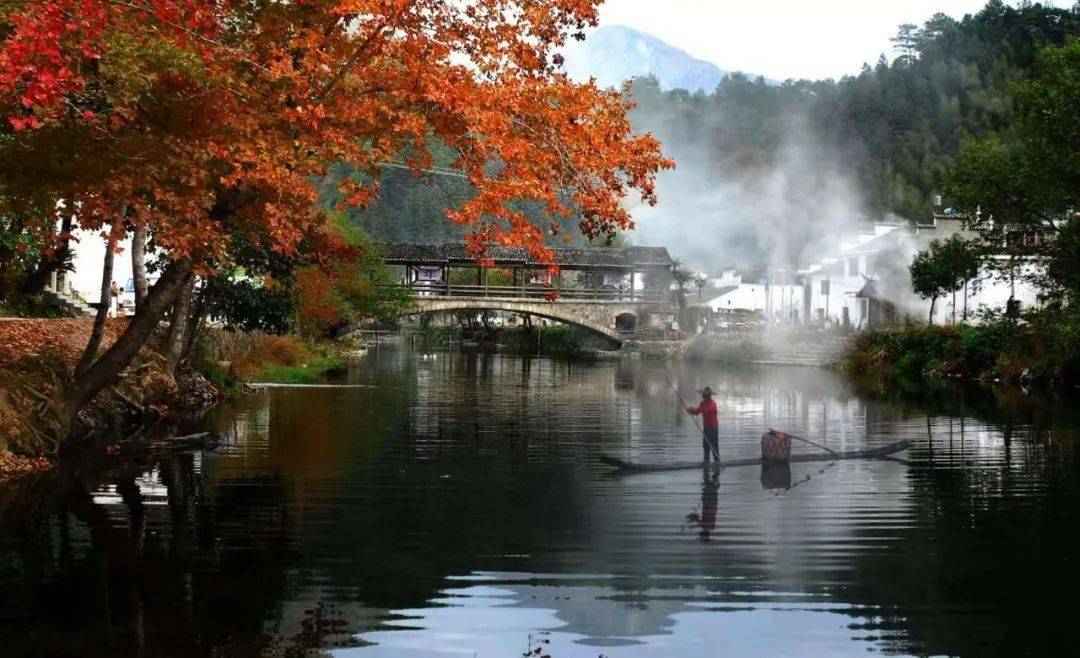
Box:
[321,155,604,247]
[335,1,1079,248]
[627,1,1080,221]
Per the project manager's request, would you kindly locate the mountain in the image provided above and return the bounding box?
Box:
[562,25,732,92]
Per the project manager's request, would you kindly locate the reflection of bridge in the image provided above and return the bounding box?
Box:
[379,243,673,341]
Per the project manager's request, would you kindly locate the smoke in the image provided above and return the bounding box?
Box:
[624,99,870,278]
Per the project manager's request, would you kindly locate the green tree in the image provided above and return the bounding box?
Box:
[950,37,1080,301]
[891,23,921,65]
[624,1,1080,226]
[200,215,410,338]
[670,259,693,311]
[910,235,982,323]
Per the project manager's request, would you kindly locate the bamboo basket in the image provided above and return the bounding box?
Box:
[760,430,792,463]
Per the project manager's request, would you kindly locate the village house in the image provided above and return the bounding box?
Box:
[800,210,1044,328]
[684,269,803,332]
[685,208,1048,334]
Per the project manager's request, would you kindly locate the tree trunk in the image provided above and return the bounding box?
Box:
[75,235,116,379]
[163,277,196,378]
[928,296,937,324]
[131,225,149,311]
[65,258,194,430]
[963,280,969,323]
[182,288,208,361]
[22,213,75,295]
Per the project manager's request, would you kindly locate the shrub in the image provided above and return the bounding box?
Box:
[200,330,329,383]
[844,306,1080,388]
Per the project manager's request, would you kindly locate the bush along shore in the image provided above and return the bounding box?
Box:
[842,308,1080,389]
[0,320,347,482]
[199,331,348,388]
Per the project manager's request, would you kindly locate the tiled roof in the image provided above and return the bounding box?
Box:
[377,242,672,269]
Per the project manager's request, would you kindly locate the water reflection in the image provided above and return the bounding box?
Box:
[683,470,720,542]
[1,349,1079,657]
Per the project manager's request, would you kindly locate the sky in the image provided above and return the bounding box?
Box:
[592,0,1078,80]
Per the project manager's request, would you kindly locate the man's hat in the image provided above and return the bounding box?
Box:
[699,386,714,396]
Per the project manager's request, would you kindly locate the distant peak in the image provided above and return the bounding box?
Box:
[563,25,748,93]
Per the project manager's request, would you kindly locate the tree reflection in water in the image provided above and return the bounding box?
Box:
[1,353,1079,657]
[0,452,353,658]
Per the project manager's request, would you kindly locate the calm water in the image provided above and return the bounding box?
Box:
[2,349,1079,657]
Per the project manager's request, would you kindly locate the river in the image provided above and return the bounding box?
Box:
[1,348,1078,657]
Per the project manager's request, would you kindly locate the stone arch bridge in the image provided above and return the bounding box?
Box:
[402,296,645,341]
[372,242,674,343]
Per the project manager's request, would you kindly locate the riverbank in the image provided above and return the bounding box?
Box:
[0,320,348,483]
[842,308,1080,388]
[0,317,223,481]
[406,324,854,366]
[411,324,617,357]
[623,330,852,368]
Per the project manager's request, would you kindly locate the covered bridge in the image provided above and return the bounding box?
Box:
[376,242,674,340]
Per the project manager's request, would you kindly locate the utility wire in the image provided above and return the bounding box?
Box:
[378,161,469,179]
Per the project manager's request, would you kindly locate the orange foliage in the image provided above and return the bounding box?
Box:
[1,1,672,268]
[294,265,344,336]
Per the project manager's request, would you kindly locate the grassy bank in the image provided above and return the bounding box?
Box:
[412,324,463,346]
[197,331,347,388]
[844,308,1080,388]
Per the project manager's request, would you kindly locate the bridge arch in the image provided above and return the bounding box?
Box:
[615,312,638,332]
[395,297,644,342]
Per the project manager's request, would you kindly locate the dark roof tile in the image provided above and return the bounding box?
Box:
[378,242,671,269]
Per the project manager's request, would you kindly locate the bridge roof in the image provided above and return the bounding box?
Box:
[379,242,672,270]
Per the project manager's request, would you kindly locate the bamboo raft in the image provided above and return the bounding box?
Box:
[599,440,911,474]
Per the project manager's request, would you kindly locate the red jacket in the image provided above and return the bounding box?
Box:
[688,399,719,429]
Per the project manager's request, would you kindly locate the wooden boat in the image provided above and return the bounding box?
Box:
[599,440,911,474]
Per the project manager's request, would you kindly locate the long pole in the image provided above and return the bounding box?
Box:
[666,376,702,433]
[770,428,839,459]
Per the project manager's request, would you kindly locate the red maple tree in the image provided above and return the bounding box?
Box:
[0,0,671,427]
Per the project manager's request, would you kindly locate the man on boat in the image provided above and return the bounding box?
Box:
[686,387,720,465]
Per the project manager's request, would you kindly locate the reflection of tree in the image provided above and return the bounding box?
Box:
[838,379,1080,657]
[0,454,304,658]
[5,355,1077,657]
[299,432,591,610]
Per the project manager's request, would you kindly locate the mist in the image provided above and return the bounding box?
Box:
[623,89,872,278]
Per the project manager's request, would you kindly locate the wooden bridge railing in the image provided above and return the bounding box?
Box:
[388,282,667,304]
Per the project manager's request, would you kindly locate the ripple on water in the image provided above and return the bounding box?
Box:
[1,351,1078,657]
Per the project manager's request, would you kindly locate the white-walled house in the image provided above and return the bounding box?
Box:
[686,271,803,332]
[800,215,1045,328]
[701,283,765,312]
[802,225,903,328]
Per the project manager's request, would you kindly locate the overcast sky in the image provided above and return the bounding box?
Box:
[593,0,1077,80]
